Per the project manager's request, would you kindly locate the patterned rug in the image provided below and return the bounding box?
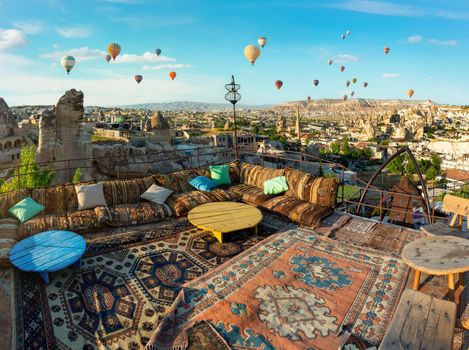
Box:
[147,229,410,350]
[14,213,293,350]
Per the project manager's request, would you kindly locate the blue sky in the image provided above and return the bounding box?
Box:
[0,0,468,106]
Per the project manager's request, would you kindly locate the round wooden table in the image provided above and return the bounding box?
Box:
[188,202,263,243]
[8,230,86,284]
[402,236,469,301]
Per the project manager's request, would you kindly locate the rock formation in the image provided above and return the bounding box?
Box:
[36,89,92,184]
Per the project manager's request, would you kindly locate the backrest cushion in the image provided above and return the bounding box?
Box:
[154,169,206,194]
[240,163,285,189]
[102,176,155,205]
[285,168,338,208]
[0,189,31,219]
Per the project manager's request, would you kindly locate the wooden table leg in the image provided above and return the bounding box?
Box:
[39,271,49,284]
[448,273,455,301]
[254,225,258,235]
[212,231,223,244]
[412,270,421,290]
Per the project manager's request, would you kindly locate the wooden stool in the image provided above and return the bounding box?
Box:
[402,236,469,302]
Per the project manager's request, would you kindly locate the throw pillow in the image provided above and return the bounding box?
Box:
[75,183,108,210]
[140,184,173,204]
[189,176,216,192]
[210,164,231,186]
[263,176,289,195]
[9,196,45,223]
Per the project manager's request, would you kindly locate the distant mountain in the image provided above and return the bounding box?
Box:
[118,101,273,112]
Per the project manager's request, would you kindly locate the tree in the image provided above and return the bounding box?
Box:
[387,154,406,175]
[425,166,438,180]
[0,146,55,193]
[330,142,341,155]
[431,153,442,173]
[341,137,351,156]
[73,168,82,184]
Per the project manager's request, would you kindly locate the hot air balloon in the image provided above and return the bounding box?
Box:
[134,75,143,84]
[307,96,311,102]
[107,43,121,60]
[258,37,267,48]
[274,80,283,90]
[244,44,261,65]
[313,80,319,87]
[61,55,75,74]
[363,82,368,88]
[384,47,390,55]
[352,78,357,84]
[428,99,432,104]
[328,59,333,65]
[155,48,161,56]
[105,54,111,63]
[340,66,345,72]
[350,91,355,96]
[345,80,350,87]
[407,89,414,98]
[169,71,177,80]
[346,30,351,36]
[343,94,348,101]
[341,34,346,40]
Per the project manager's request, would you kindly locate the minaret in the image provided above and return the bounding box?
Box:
[295,105,301,140]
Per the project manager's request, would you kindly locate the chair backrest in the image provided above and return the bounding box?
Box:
[442,194,469,228]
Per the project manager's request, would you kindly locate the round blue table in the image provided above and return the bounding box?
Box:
[8,230,86,283]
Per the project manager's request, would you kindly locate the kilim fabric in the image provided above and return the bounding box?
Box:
[239,163,285,189]
[322,215,426,257]
[102,176,155,206]
[226,161,240,184]
[0,218,19,240]
[0,188,30,219]
[0,268,14,350]
[262,196,333,227]
[62,184,80,212]
[186,321,231,350]
[0,238,16,267]
[147,229,410,350]
[153,169,209,194]
[228,183,274,206]
[31,186,69,214]
[14,214,286,350]
[94,203,173,226]
[285,168,338,207]
[18,214,70,239]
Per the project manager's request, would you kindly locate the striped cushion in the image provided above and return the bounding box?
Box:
[262,196,333,227]
[18,215,70,239]
[31,186,68,214]
[68,210,103,232]
[102,176,155,206]
[0,189,30,219]
[239,163,285,189]
[94,203,173,227]
[0,239,16,268]
[228,184,274,206]
[154,169,210,194]
[285,168,338,208]
[166,189,239,216]
[0,219,18,240]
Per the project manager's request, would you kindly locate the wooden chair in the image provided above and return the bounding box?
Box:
[421,194,469,239]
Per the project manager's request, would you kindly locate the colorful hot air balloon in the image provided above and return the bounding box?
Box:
[345,80,350,87]
[107,43,121,60]
[258,37,267,48]
[352,78,357,84]
[343,94,348,101]
[384,47,390,55]
[346,30,351,36]
[105,54,111,63]
[313,80,319,87]
[363,82,368,88]
[340,66,345,72]
[341,34,346,40]
[169,71,177,80]
[244,44,261,65]
[328,59,333,65]
[274,80,283,90]
[155,48,161,56]
[134,75,143,84]
[350,91,355,96]
[60,55,75,74]
[407,89,414,98]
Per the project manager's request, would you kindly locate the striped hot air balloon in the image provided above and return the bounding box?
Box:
[244,44,261,65]
[107,43,121,60]
[61,55,75,74]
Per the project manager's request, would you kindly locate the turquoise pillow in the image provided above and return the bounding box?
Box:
[263,176,289,195]
[189,176,216,192]
[9,196,45,223]
[210,165,231,186]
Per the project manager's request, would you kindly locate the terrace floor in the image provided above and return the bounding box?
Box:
[4,210,469,349]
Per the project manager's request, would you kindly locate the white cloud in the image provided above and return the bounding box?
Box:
[427,38,458,46]
[408,34,422,43]
[55,26,91,38]
[52,44,60,49]
[0,53,34,65]
[142,63,193,71]
[382,73,401,78]
[41,47,106,61]
[13,20,43,34]
[334,54,359,63]
[0,28,29,50]
[114,51,176,64]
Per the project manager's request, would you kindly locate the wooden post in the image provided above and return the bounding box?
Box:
[412,270,421,290]
[379,190,383,223]
[341,166,345,205]
[448,273,455,301]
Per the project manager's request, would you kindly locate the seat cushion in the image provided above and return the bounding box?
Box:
[0,239,16,268]
[94,203,173,227]
[68,210,103,232]
[285,168,338,208]
[18,214,70,239]
[262,196,333,227]
[102,176,155,206]
[240,163,285,189]
[228,184,274,206]
[0,219,19,240]
[166,189,239,216]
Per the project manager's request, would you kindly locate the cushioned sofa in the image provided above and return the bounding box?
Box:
[0,162,338,254]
